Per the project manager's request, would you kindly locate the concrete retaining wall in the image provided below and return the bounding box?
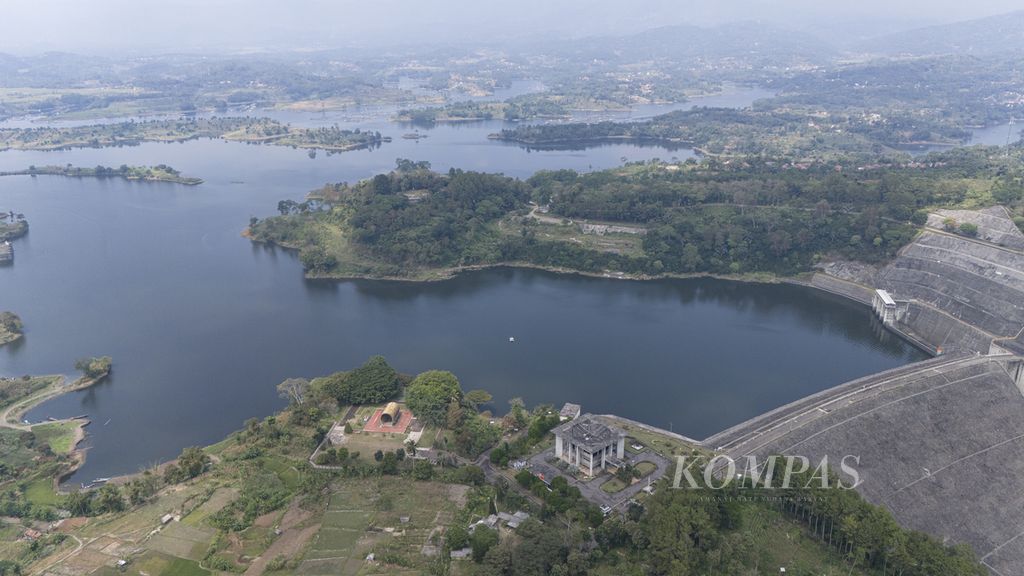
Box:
[807,273,875,305]
[894,302,993,354]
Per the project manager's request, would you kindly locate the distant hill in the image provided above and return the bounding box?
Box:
[521,21,835,64]
[863,10,1024,56]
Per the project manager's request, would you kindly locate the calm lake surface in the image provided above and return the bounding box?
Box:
[0,89,927,482]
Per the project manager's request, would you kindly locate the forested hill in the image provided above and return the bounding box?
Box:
[249,150,1024,280]
[863,10,1024,56]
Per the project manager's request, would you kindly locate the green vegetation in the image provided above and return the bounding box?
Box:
[24,478,61,507]
[488,404,562,467]
[1,164,203,185]
[0,313,23,346]
[249,160,528,278]
[32,421,79,454]
[251,147,1024,281]
[315,355,402,405]
[0,375,82,524]
[495,103,961,159]
[405,370,462,427]
[497,56,1024,160]
[0,117,386,153]
[0,376,60,412]
[0,213,27,242]
[396,98,571,124]
[600,477,627,493]
[633,466,986,576]
[74,356,112,382]
[0,357,988,576]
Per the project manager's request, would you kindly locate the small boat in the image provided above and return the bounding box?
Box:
[509,337,515,343]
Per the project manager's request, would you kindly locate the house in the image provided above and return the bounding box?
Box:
[470,511,530,532]
[507,511,530,529]
[559,403,581,421]
[553,414,626,476]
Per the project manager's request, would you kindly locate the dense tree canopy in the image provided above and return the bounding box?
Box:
[320,356,401,405]
[405,370,463,427]
[253,147,1024,280]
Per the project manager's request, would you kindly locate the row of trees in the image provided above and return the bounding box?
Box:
[630,465,986,576]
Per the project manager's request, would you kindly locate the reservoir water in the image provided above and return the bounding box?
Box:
[0,89,927,482]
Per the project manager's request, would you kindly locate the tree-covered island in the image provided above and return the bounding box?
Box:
[1,164,204,185]
[0,312,24,346]
[0,212,28,242]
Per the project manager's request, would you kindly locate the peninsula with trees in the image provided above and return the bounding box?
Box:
[1,164,204,186]
[248,149,1024,281]
[0,117,388,153]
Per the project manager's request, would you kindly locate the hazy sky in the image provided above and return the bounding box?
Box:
[1,0,1022,55]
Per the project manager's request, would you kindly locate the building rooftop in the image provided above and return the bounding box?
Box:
[554,414,625,451]
[875,289,896,307]
[559,402,581,420]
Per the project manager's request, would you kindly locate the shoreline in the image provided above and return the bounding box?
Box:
[247,231,793,285]
[29,249,933,488]
[1,370,111,490]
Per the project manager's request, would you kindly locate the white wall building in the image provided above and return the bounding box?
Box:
[553,414,626,476]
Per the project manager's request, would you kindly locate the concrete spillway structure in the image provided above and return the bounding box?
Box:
[706,206,1024,575]
[871,288,902,325]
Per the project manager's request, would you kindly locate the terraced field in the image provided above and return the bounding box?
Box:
[295,479,463,576]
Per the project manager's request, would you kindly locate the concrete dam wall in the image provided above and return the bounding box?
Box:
[706,207,1024,575]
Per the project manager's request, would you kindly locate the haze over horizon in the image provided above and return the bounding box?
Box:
[1,0,1022,55]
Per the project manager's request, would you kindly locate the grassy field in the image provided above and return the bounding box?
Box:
[634,461,657,477]
[148,522,216,561]
[337,405,411,455]
[601,416,707,459]
[25,477,61,507]
[180,487,237,527]
[259,456,302,491]
[505,214,646,258]
[33,420,80,453]
[415,425,441,449]
[94,550,210,576]
[600,477,627,493]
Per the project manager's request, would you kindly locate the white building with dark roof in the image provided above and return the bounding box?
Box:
[553,414,626,476]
